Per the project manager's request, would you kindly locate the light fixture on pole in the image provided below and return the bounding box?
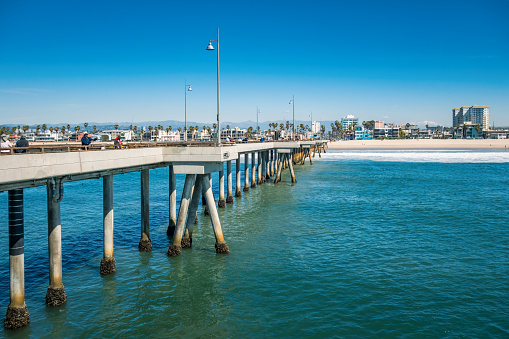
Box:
[184,79,192,142]
[256,106,261,138]
[206,28,221,144]
[310,112,313,138]
[289,95,295,140]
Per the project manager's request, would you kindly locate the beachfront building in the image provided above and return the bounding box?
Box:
[354,125,373,140]
[221,127,246,141]
[101,129,135,141]
[341,115,359,131]
[311,121,321,133]
[452,105,489,130]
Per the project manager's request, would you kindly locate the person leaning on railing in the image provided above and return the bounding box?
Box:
[81,132,97,149]
[14,135,29,153]
[0,135,12,154]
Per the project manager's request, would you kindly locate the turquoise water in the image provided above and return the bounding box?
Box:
[1,149,508,338]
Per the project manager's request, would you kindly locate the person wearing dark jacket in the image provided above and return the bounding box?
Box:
[14,136,29,153]
[81,133,96,146]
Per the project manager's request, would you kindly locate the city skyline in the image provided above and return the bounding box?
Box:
[1,0,508,126]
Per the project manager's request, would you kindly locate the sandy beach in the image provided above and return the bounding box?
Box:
[327,139,509,149]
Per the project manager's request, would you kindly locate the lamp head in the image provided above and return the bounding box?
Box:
[206,42,214,50]
[188,86,192,91]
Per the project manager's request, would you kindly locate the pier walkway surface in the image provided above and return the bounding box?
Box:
[0,140,327,329]
[0,141,325,191]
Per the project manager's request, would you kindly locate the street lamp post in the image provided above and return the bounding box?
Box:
[256,106,261,138]
[184,79,192,142]
[206,28,221,144]
[310,112,313,138]
[289,95,295,140]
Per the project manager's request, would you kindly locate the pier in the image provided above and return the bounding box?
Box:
[0,140,327,329]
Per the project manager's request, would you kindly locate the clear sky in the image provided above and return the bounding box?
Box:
[1,0,508,127]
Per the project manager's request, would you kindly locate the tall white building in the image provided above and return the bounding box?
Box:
[341,115,358,130]
[311,121,321,133]
[453,105,489,129]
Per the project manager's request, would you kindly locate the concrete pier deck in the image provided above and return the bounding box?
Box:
[0,141,326,191]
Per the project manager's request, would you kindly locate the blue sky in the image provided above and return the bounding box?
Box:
[1,0,508,127]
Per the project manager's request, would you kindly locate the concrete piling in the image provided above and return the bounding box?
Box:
[138,169,152,251]
[181,174,202,248]
[167,174,195,256]
[182,175,202,248]
[226,160,233,203]
[167,165,177,237]
[265,151,270,180]
[251,152,256,188]
[46,179,67,306]
[274,154,283,184]
[200,175,229,254]
[101,175,116,275]
[5,189,30,329]
[243,153,250,192]
[288,154,297,183]
[235,157,241,197]
[257,151,262,184]
[218,167,225,208]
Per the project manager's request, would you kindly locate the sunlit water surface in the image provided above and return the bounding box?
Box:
[1,149,508,338]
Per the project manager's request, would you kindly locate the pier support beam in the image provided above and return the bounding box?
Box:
[251,152,256,188]
[218,167,225,208]
[46,180,67,306]
[101,175,116,275]
[139,169,152,251]
[274,154,283,184]
[182,176,202,248]
[235,157,241,198]
[274,149,278,176]
[288,153,297,183]
[243,153,250,192]
[201,175,229,254]
[5,189,30,329]
[168,174,195,256]
[257,151,262,184]
[226,161,234,203]
[167,165,177,237]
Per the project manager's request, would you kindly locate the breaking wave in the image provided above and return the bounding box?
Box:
[322,149,509,163]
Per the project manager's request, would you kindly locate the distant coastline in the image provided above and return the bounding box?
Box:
[328,139,509,149]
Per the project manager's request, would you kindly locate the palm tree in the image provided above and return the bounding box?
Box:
[22,125,29,134]
[36,125,41,135]
[84,122,88,131]
[42,124,47,134]
[114,124,119,131]
[475,124,480,139]
[93,125,98,133]
[177,127,181,132]
[129,124,133,131]
[226,124,230,131]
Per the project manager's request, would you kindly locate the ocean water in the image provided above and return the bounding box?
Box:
[1,149,508,338]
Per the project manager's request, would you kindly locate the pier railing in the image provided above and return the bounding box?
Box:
[0,139,308,155]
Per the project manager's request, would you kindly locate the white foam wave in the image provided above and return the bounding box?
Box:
[322,150,509,163]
